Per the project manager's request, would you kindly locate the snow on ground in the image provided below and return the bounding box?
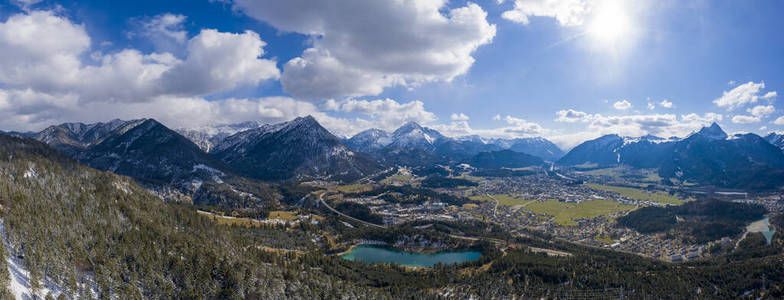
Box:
[0,221,99,300]
[22,167,37,179]
[192,164,225,176]
[1,221,68,299]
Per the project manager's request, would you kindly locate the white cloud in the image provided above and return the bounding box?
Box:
[713,81,774,111]
[732,115,761,124]
[548,110,724,149]
[492,114,502,121]
[322,98,438,132]
[503,115,549,135]
[160,29,280,96]
[450,113,470,121]
[747,105,775,118]
[763,91,777,100]
[773,116,784,126]
[0,88,439,139]
[431,115,548,139]
[502,0,590,26]
[0,11,279,102]
[613,99,632,110]
[659,99,673,108]
[647,102,655,110]
[130,13,188,53]
[0,10,283,131]
[555,109,589,122]
[229,0,496,100]
[0,11,90,92]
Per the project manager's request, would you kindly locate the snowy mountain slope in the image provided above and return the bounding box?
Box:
[33,119,146,153]
[344,122,564,166]
[764,132,784,151]
[176,121,265,152]
[212,116,381,181]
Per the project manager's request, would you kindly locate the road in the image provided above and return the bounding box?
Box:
[317,192,387,229]
[485,193,500,217]
[355,167,395,184]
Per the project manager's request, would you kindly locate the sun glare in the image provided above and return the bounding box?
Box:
[587,1,632,45]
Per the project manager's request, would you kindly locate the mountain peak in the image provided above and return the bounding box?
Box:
[695,122,727,140]
[293,115,318,125]
[394,121,424,135]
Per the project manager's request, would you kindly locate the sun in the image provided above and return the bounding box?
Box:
[587,1,632,45]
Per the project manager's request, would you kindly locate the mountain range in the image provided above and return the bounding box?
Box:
[558,123,784,189]
[12,116,784,193]
[343,121,564,166]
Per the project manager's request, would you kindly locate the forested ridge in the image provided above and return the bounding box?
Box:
[0,134,387,299]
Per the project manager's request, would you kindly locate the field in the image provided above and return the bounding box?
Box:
[336,184,374,193]
[383,173,414,183]
[268,211,297,220]
[581,167,662,183]
[198,210,265,227]
[469,194,535,206]
[585,183,686,205]
[524,199,636,226]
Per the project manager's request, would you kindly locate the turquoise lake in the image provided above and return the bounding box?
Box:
[746,217,777,245]
[341,245,482,268]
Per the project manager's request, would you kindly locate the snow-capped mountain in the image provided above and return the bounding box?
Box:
[343,122,564,166]
[764,132,784,151]
[212,116,381,181]
[689,122,728,141]
[33,119,146,154]
[76,119,231,186]
[387,121,447,151]
[559,123,784,189]
[28,118,274,206]
[558,134,681,168]
[176,121,265,152]
[660,125,784,189]
[343,128,392,152]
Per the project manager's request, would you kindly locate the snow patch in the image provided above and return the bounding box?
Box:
[113,180,131,194]
[192,164,225,176]
[22,167,37,179]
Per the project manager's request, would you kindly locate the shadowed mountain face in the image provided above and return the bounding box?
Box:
[468,150,544,169]
[75,119,231,186]
[489,137,565,161]
[557,134,625,167]
[211,116,381,181]
[30,119,275,207]
[659,130,784,189]
[556,134,676,168]
[559,123,784,189]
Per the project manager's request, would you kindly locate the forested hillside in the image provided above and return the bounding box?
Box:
[0,134,384,299]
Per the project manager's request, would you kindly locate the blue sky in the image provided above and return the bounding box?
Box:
[0,0,782,148]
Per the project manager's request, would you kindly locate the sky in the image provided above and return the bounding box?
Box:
[0,0,782,149]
